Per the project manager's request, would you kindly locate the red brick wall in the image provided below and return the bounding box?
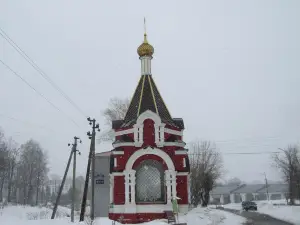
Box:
[143,119,155,146]
[176,175,188,204]
[114,176,125,204]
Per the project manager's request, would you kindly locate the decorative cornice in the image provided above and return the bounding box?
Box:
[165,128,183,136]
[112,142,135,148]
[175,149,188,155]
[112,151,124,155]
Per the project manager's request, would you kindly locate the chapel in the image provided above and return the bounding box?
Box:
[108,28,190,224]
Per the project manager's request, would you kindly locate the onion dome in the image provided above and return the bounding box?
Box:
[137,33,154,57]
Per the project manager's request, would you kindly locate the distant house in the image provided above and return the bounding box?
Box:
[230,184,266,202]
[210,184,245,204]
[48,178,72,195]
[210,183,288,204]
[256,184,288,200]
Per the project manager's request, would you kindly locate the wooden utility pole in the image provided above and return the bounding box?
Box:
[264,172,269,201]
[79,117,100,222]
[71,136,81,222]
[51,140,75,219]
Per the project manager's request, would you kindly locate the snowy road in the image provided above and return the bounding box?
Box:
[222,208,293,225]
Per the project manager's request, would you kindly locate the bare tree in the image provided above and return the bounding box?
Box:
[0,130,7,172]
[6,138,20,203]
[226,177,243,186]
[273,145,300,205]
[100,97,130,141]
[189,141,223,207]
[0,146,8,202]
[17,139,48,205]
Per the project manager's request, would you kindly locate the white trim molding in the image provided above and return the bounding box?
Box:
[114,128,134,136]
[112,142,135,148]
[112,151,124,155]
[125,146,175,171]
[175,150,188,155]
[164,128,183,136]
[109,204,189,214]
[164,141,186,147]
[136,110,161,126]
[133,110,166,147]
[109,174,114,203]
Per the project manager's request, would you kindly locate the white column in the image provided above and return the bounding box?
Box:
[139,125,144,146]
[230,193,235,203]
[159,124,165,144]
[241,193,246,202]
[165,171,172,204]
[170,171,177,199]
[154,124,159,145]
[155,124,165,147]
[128,170,135,204]
[109,175,114,203]
[124,172,130,204]
[134,124,144,147]
[140,56,152,75]
[133,125,138,143]
[220,194,224,204]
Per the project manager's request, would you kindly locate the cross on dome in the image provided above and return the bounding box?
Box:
[137,18,154,57]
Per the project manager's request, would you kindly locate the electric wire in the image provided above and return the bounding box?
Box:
[0,112,285,156]
[0,113,55,132]
[0,27,88,118]
[188,151,281,155]
[0,59,81,129]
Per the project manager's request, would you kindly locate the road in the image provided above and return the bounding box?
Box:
[222,208,293,225]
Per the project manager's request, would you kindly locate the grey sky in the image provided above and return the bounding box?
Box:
[0,0,299,183]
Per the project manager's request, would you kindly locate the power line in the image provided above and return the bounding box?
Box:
[188,151,281,155]
[0,59,81,129]
[0,113,55,132]
[0,27,87,118]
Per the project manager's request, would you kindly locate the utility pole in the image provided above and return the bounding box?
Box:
[264,172,269,201]
[51,138,78,219]
[70,136,81,222]
[79,117,100,222]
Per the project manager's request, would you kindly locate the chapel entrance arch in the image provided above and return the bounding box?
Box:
[135,159,166,203]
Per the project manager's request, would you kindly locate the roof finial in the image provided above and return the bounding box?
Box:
[137,17,154,57]
[144,17,148,43]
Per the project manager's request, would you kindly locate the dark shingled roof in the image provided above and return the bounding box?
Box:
[112,120,123,130]
[122,75,177,127]
[173,118,185,129]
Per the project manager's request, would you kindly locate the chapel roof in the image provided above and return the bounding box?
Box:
[123,74,176,127]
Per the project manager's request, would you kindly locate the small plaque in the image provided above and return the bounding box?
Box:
[96,179,104,184]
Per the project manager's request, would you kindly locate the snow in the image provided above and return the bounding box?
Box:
[0,204,246,225]
[223,200,300,225]
[179,206,246,225]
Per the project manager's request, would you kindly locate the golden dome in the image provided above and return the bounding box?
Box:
[137,33,154,57]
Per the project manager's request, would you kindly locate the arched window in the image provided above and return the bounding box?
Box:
[135,159,165,203]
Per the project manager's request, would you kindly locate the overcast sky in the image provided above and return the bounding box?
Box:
[0,0,299,183]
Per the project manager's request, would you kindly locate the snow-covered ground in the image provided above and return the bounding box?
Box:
[0,205,71,224]
[0,204,246,225]
[223,199,300,225]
